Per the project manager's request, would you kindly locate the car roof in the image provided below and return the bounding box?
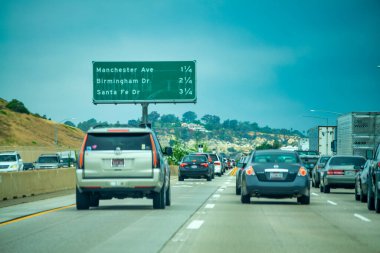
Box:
[87,127,152,134]
[254,149,296,154]
[0,151,18,155]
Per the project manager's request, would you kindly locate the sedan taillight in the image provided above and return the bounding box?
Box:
[298,167,307,176]
[201,163,209,167]
[180,163,188,168]
[245,166,255,175]
[214,161,221,166]
[327,169,344,175]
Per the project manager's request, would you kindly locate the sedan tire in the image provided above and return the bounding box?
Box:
[323,184,330,193]
[297,194,310,205]
[367,185,375,211]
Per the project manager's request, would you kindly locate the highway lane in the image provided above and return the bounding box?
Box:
[162,177,380,253]
[1,174,380,253]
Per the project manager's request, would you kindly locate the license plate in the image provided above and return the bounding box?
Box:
[191,165,198,169]
[345,171,355,176]
[270,172,283,179]
[112,159,124,167]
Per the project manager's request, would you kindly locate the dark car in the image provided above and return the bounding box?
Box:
[240,150,310,204]
[296,150,319,177]
[320,155,366,193]
[355,159,372,202]
[235,156,249,195]
[178,154,213,181]
[311,156,331,188]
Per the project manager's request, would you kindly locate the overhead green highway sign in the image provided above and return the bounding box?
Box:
[93,61,196,104]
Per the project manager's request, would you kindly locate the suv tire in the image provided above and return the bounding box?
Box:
[165,183,171,206]
[367,184,375,210]
[76,188,90,210]
[153,185,166,209]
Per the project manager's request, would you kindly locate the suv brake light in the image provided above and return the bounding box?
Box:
[79,134,88,169]
[149,134,158,168]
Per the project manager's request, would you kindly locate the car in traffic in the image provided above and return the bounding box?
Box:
[76,126,173,210]
[189,152,215,178]
[319,155,366,193]
[34,154,62,169]
[367,143,380,212]
[178,154,214,181]
[311,156,331,188]
[240,150,310,204]
[0,151,24,172]
[210,153,223,176]
[355,159,372,202]
[296,150,319,177]
[235,156,249,195]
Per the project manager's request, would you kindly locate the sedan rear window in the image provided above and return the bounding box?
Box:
[183,155,207,163]
[86,133,151,151]
[209,154,219,162]
[329,157,366,166]
[253,153,298,163]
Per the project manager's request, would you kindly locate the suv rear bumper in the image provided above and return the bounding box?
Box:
[76,168,164,193]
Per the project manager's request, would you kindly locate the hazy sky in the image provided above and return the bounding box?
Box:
[1,0,379,133]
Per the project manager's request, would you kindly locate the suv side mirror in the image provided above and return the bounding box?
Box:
[164,147,173,156]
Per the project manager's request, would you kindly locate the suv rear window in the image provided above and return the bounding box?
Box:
[86,133,151,151]
[183,155,207,163]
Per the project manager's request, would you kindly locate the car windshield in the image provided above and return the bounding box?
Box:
[38,156,59,163]
[183,155,207,163]
[253,153,298,163]
[0,155,17,162]
[86,133,151,151]
[329,157,366,166]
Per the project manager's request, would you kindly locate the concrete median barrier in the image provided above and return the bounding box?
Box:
[0,168,76,201]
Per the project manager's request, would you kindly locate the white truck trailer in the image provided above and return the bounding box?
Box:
[307,126,337,156]
[336,112,380,157]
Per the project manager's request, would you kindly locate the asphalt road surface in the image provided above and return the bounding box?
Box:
[1,173,380,253]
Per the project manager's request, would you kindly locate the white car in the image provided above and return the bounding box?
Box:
[210,153,223,176]
[0,151,24,172]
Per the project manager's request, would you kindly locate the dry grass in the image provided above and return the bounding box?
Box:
[0,100,84,149]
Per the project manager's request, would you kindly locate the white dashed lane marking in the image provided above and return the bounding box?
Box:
[327,200,338,206]
[187,220,204,230]
[311,193,319,196]
[354,214,371,222]
[205,204,215,209]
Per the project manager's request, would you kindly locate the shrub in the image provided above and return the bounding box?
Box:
[6,99,30,114]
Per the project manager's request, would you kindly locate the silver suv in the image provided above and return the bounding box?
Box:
[34,154,62,169]
[76,127,173,210]
[0,151,23,172]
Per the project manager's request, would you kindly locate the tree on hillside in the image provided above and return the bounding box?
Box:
[128,120,139,127]
[160,114,180,124]
[201,114,220,130]
[6,99,30,114]
[148,111,160,124]
[64,121,76,127]
[77,118,98,132]
[182,111,197,123]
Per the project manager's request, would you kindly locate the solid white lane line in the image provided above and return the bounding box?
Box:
[205,204,215,209]
[311,193,319,196]
[217,188,225,192]
[187,220,204,230]
[354,214,371,222]
[213,194,221,198]
[327,200,338,206]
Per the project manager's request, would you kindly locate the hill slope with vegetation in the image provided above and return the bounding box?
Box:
[0,98,84,148]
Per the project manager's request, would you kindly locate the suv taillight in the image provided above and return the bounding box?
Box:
[214,161,221,165]
[78,134,88,169]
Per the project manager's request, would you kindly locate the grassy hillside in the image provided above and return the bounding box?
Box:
[0,98,84,148]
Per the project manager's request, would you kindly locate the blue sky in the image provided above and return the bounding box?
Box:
[1,0,379,133]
